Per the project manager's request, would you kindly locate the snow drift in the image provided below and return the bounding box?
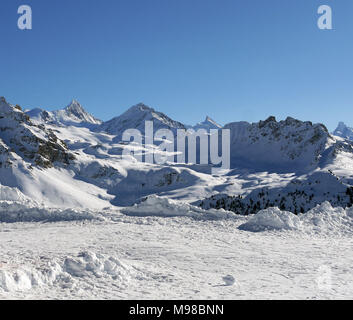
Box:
[0,251,132,293]
[239,201,353,235]
[0,201,102,223]
[121,195,236,219]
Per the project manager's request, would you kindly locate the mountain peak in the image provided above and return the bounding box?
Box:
[65,99,84,112]
[0,97,18,115]
[333,121,353,141]
[128,103,154,113]
[193,115,222,130]
[99,103,185,136]
[61,99,102,125]
[337,121,347,129]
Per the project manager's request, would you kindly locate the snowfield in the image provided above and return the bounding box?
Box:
[1,198,353,300]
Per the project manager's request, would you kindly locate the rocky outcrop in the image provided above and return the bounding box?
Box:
[0,97,75,168]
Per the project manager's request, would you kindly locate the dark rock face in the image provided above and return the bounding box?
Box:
[0,97,75,168]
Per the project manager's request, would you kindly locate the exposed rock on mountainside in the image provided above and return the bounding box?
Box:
[0,97,75,168]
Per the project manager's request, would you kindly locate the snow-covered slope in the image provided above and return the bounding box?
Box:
[198,171,353,215]
[0,97,113,208]
[333,122,353,141]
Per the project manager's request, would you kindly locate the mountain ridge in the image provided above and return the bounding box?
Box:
[26,99,102,126]
[2,96,353,214]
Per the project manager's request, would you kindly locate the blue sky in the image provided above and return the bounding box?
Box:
[0,0,352,130]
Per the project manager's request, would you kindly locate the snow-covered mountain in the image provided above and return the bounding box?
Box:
[333,122,353,141]
[26,99,102,126]
[99,103,186,138]
[195,116,353,213]
[225,116,335,172]
[192,116,222,130]
[2,96,353,215]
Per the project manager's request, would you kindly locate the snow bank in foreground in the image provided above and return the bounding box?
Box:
[0,201,101,223]
[121,195,235,219]
[0,251,132,292]
[239,201,353,234]
[238,207,301,232]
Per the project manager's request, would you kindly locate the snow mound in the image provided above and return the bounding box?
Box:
[121,195,235,219]
[301,202,353,235]
[238,207,301,232]
[63,251,131,281]
[0,201,101,223]
[0,251,132,293]
[239,201,353,235]
[0,266,43,292]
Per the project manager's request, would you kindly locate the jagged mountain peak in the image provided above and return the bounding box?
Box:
[61,99,102,125]
[193,115,222,130]
[338,121,347,127]
[333,121,353,141]
[65,99,83,111]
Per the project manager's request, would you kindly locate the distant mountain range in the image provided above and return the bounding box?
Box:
[1,95,353,215]
[26,99,102,126]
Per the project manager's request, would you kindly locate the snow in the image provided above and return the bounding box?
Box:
[121,195,235,219]
[26,100,102,126]
[99,103,185,137]
[192,116,222,131]
[2,97,353,299]
[239,201,353,236]
[0,201,105,223]
[1,202,353,299]
[3,97,353,215]
[239,207,301,232]
[0,250,133,293]
[224,116,333,172]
